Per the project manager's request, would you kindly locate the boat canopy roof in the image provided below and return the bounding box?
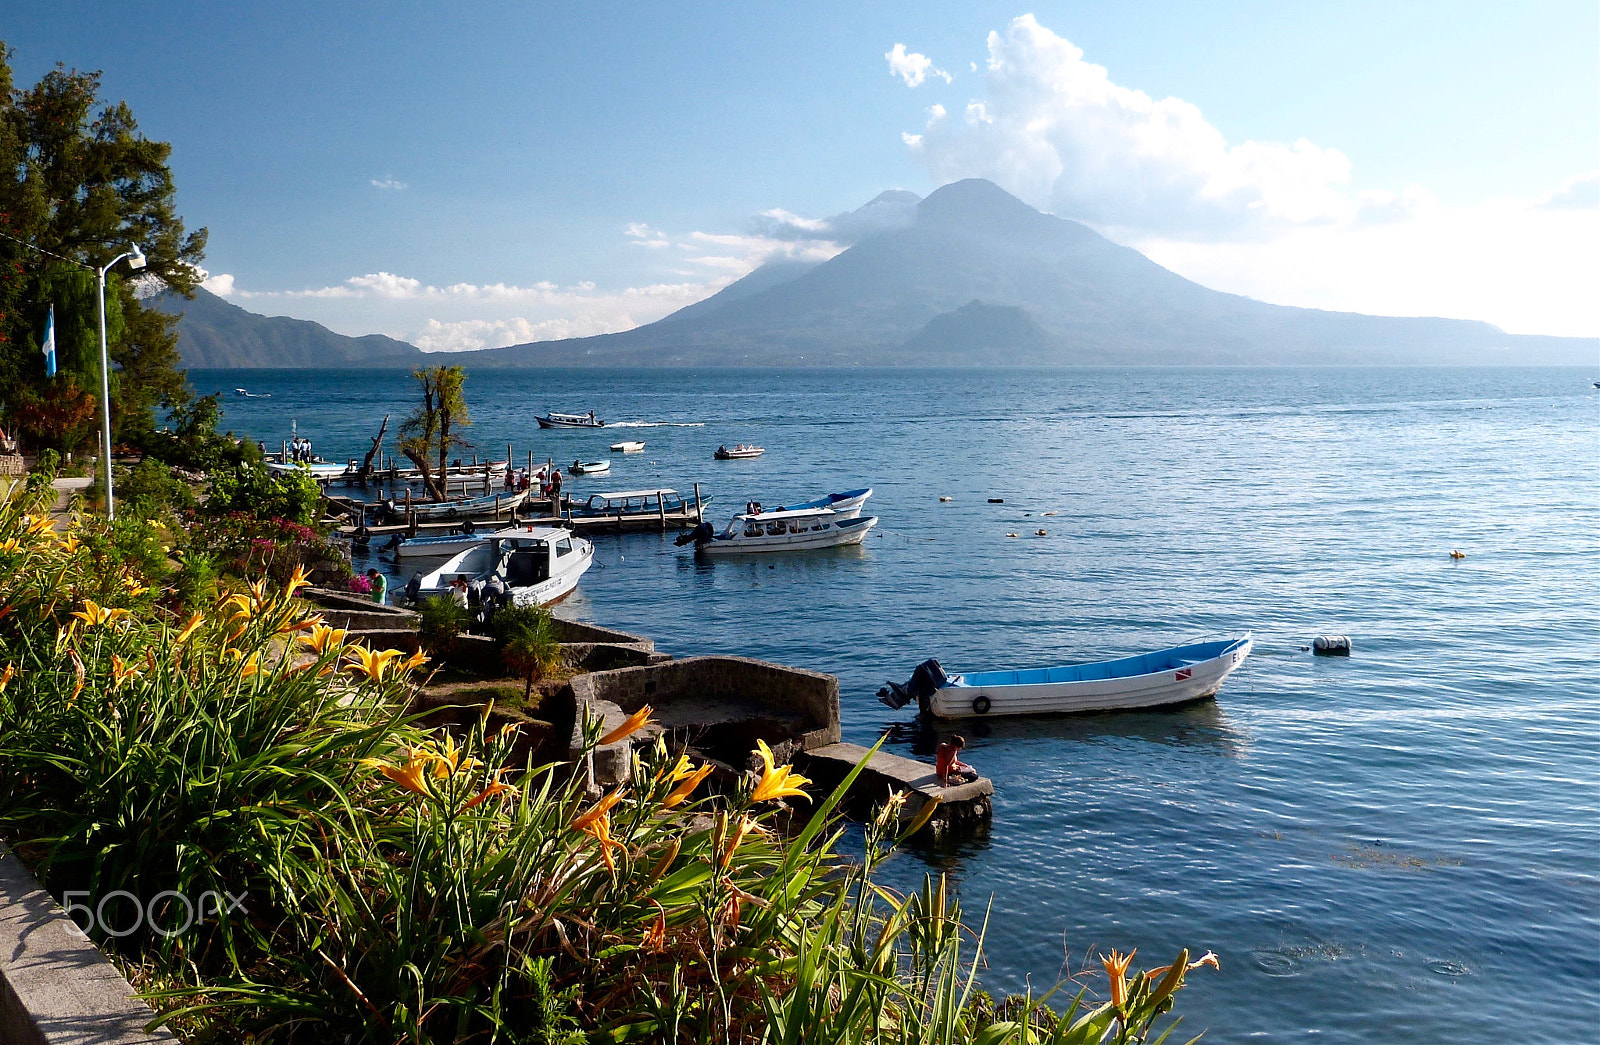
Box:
[594,489,677,500]
[948,636,1249,688]
[490,525,572,541]
[734,506,838,522]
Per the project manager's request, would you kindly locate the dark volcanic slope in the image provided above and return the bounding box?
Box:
[434,179,1592,367]
[154,288,423,368]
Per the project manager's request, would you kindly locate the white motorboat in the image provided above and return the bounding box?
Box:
[880,635,1253,719]
[266,460,350,481]
[386,529,486,560]
[610,440,645,453]
[678,505,877,554]
[715,444,765,460]
[569,459,611,475]
[765,487,872,518]
[537,412,604,429]
[411,525,594,607]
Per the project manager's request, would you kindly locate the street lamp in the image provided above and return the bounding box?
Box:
[96,245,145,521]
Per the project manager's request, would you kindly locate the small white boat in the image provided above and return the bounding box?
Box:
[780,487,872,518]
[715,444,764,460]
[412,525,593,607]
[266,460,349,481]
[569,459,611,476]
[678,505,877,554]
[610,441,645,453]
[394,489,529,521]
[881,635,1253,719]
[537,412,604,429]
[233,387,271,398]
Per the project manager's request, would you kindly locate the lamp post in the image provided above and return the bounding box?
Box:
[95,245,146,521]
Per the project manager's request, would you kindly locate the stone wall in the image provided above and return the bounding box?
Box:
[569,656,840,788]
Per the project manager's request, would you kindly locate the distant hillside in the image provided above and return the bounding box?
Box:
[432,179,1594,367]
[152,287,423,368]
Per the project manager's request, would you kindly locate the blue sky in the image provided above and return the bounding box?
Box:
[8,1,1596,344]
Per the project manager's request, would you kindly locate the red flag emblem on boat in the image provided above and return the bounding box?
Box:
[1175,668,1192,681]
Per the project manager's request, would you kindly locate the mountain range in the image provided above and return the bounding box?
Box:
[165,179,1594,368]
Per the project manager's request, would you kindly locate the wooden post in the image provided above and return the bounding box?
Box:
[657,491,667,532]
[526,450,533,479]
[405,490,415,537]
[495,493,500,522]
[693,483,702,524]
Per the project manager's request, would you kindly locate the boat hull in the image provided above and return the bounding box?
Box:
[393,534,483,559]
[537,415,603,429]
[700,516,877,554]
[928,635,1252,719]
[405,489,528,520]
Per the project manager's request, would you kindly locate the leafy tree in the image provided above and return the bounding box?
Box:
[396,365,471,502]
[204,464,322,527]
[0,43,206,450]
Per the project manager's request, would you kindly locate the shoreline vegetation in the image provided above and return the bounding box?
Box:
[0,459,1215,1042]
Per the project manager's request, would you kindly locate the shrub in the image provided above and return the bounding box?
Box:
[203,463,321,527]
[416,594,468,651]
[118,458,196,514]
[492,602,563,699]
[185,512,351,588]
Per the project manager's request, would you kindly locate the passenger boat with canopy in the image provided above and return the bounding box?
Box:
[537,412,604,429]
[878,635,1253,719]
[677,504,877,554]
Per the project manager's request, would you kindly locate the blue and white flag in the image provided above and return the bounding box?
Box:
[41,305,56,378]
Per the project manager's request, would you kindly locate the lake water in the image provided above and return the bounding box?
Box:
[204,365,1599,1043]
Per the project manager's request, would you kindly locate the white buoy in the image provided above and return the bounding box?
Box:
[1312,636,1352,656]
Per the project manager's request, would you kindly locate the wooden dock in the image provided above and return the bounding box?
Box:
[798,742,993,838]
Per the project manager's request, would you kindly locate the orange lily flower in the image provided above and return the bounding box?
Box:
[1101,949,1135,1009]
[110,655,142,687]
[599,705,654,746]
[363,753,432,797]
[718,814,757,871]
[662,762,714,809]
[72,600,130,629]
[750,739,811,804]
[571,787,626,831]
[0,663,14,693]
[175,612,205,644]
[285,564,312,597]
[642,901,667,953]
[400,649,431,673]
[239,653,262,679]
[461,775,519,810]
[428,734,481,778]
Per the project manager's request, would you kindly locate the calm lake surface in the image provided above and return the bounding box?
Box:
[205,365,1599,1043]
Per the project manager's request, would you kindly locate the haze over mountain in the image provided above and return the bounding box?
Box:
[152,287,423,369]
[176,180,1592,368]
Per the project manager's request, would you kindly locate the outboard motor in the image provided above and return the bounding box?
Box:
[877,658,948,712]
[675,521,715,548]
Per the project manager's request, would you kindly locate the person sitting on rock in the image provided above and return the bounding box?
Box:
[935,735,975,786]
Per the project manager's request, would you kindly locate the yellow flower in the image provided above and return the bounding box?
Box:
[642,901,667,953]
[72,600,130,629]
[599,705,654,746]
[656,753,694,785]
[285,564,312,597]
[175,612,205,644]
[0,663,13,693]
[299,623,348,655]
[125,583,149,599]
[750,739,812,804]
[344,645,403,684]
[400,649,431,673]
[0,538,19,554]
[110,655,142,687]
[362,753,432,797]
[25,516,55,538]
[247,577,269,609]
[238,653,262,679]
[1101,949,1135,1009]
[58,535,79,554]
[661,762,714,809]
[428,734,481,778]
[581,809,622,872]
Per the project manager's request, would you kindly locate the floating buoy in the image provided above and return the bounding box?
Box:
[939,496,952,502]
[1036,529,1047,536]
[1006,532,1019,538]
[1312,635,1352,656]
[988,498,1004,504]
[1042,511,1057,517]
[1449,550,1466,559]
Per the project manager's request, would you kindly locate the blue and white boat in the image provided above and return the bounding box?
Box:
[678,504,877,554]
[882,635,1252,719]
[786,487,872,517]
[389,529,486,560]
[412,525,594,607]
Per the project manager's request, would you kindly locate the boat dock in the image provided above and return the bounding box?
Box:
[798,742,994,839]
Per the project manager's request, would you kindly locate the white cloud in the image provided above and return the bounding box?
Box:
[370,177,407,190]
[625,222,670,248]
[201,272,236,297]
[900,14,1595,335]
[886,44,951,88]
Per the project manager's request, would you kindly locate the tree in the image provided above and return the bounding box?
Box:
[396,366,471,502]
[0,44,206,450]
[492,604,563,703]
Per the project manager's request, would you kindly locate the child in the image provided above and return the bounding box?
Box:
[935,735,975,786]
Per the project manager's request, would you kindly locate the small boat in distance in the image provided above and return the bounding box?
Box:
[677,505,877,554]
[411,525,594,607]
[537,411,604,429]
[233,387,271,398]
[879,635,1253,719]
[610,440,645,453]
[715,444,765,460]
[569,459,611,476]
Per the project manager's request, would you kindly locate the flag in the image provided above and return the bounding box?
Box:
[41,305,56,378]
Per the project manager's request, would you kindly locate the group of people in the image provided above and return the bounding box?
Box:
[287,436,316,463]
[501,467,536,493]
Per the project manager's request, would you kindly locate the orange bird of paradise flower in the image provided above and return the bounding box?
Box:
[1101,949,1135,1009]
